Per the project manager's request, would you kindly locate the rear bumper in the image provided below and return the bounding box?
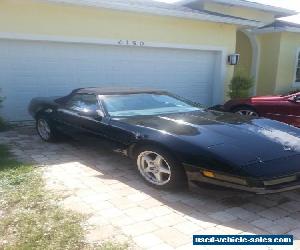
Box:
[184,164,300,194]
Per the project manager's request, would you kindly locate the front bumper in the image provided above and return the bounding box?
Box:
[184,164,300,194]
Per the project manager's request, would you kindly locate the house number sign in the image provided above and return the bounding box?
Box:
[118,40,145,46]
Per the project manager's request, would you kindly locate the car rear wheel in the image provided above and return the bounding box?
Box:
[135,146,187,189]
[36,116,58,142]
[233,107,259,117]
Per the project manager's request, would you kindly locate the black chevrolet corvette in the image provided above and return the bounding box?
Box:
[29,88,300,194]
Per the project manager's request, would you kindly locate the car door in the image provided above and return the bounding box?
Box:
[97,96,138,146]
[287,94,300,127]
[55,94,85,134]
[258,96,299,125]
[56,94,110,138]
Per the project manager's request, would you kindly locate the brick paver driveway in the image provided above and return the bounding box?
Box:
[1,126,300,250]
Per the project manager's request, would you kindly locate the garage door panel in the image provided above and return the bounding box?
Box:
[0,39,220,121]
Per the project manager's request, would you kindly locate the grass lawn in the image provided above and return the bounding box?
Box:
[0,144,128,250]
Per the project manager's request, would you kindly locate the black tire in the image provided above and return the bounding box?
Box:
[36,115,59,142]
[134,145,187,190]
[232,106,259,117]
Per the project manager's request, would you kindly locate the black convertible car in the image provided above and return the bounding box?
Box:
[29,88,300,194]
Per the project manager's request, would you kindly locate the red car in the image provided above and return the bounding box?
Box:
[224,92,300,128]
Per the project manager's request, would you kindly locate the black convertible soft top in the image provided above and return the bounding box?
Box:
[75,87,166,95]
[55,87,168,104]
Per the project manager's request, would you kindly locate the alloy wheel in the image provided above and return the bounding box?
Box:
[137,151,171,186]
[37,119,51,140]
[236,110,259,117]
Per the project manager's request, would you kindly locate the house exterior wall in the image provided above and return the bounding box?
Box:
[276,32,300,93]
[256,32,282,95]
[235,31,252,78]
[203,2,275,23]
[256,31,300,96]
[0,0,238,100]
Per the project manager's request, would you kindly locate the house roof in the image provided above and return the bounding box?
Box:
[178,0,297,17]
[257,20,300,33]
[42,0,262,27]
[261,20,300,29]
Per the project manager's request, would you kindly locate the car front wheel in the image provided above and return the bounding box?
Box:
[135,146,186,189]
[36,116,58,142]
[233,107,259,117]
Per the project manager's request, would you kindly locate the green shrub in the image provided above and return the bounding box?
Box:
[0,90,3,108]
[0,117,7,131]
[0,89,7,131]
[228,75,254,99]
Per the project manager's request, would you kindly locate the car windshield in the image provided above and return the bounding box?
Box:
[101,93,201,117]
[281,90,300,96]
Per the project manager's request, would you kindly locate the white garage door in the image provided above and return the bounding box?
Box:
[0,39,221,121]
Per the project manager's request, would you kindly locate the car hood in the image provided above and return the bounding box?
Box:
[119,110,300,166]
[250,95,283,101]
[250,92,299,101]
[224,95,284,107]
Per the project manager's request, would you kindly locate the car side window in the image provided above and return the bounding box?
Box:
[295,95,300,102]
[65,94,99,113]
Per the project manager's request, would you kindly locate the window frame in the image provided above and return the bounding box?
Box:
[65,93,101,115]
[293,48,300,87]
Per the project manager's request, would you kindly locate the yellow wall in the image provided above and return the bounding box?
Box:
[0,0,238,100]
[235,31,252,77]
[204,2,275,23]
[276,32,300,93]
[256,32,300,95]
[256,32,282,95]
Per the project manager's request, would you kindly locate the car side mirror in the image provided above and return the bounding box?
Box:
[95,110,105,119]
